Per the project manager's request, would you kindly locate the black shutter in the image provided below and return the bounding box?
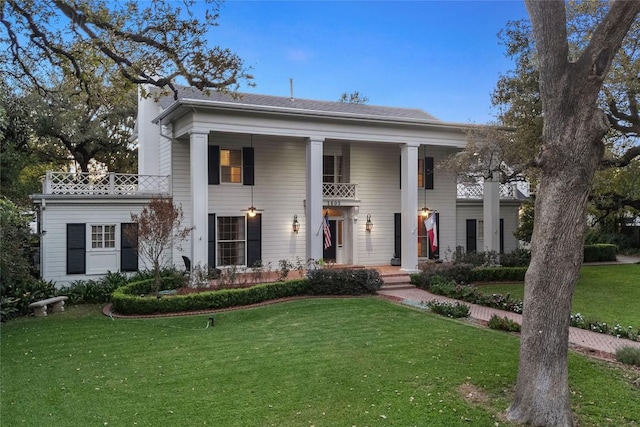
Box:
[394,213,402,259]
[425,156,434,190]
[243,146,254,186]
[466,219,477,253]
[120,223,138,272]
[67,223,86,274]
[246,213,261,267]
[500,218,505,254]
[208,145,220,185]
[208,214,216,267]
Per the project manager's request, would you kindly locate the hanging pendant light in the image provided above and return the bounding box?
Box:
[419,181,431,217]
[241,134,263,217]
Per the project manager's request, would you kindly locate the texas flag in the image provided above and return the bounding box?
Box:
[424,215,438,254]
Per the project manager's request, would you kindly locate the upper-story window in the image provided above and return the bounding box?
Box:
[323,155,343,183]
[91,224,116,249]
[220,149,242,183]
[418,158,425,188]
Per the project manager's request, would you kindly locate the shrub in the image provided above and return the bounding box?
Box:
[112,279,310,315]
[453,248,499,266]
[487,314,521,332]
[307,269,382,295]
[426,300,470,318]
[613,324,639,341]
[57,271,131,304]
[470,267,527,282]
[499,248,531,267]
[413,262,474,288]
[583,244,617,262]
[614,346,640,367]
[1,279,57,321]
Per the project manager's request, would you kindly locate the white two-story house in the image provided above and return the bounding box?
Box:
[32,87,526,286]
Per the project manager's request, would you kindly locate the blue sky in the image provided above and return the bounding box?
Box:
[209,0,530,124]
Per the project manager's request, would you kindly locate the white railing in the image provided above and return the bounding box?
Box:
[43,171,171,195]
[457,183,522,199]
[323,183,357,199]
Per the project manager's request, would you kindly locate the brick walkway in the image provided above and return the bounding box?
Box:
[377,287,640,356]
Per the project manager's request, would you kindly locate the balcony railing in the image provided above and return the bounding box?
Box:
[42,171,171,196]
[457,183,526,200]
[323,182,357,199]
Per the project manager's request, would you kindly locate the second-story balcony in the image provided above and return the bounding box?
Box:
[323,182,358,200]
[41,171,171,196]
[457,182,529,200]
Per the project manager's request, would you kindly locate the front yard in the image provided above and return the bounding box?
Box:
[477,264,640,328]
[1,298,639,426]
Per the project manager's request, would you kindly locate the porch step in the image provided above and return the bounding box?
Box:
[379,273,415,290]
[379,283,416,291]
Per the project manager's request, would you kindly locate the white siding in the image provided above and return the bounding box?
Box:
[170,139,192,267]
[40,200,149,286]
[456,202,521,254]
[348,143,459,266]
[207,134,308,268]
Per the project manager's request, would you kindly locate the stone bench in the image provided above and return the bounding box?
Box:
[28,296,68,317]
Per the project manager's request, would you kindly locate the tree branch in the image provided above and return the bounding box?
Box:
[600,145,640,168]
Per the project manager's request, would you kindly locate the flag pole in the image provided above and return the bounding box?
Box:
[316,209,325,236]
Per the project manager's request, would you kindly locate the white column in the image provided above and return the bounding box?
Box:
[483,173,500,253]
[306,137,324,261]
[400,144,419,272]
[351,206,359,265]
[190,132,209,268]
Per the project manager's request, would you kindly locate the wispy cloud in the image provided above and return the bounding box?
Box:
[286,48,313,63]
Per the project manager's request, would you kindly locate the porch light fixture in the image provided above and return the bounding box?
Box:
[365,214,373,232]
[241,134,263,218]
[292,214,300,233]
[420,184,431,217]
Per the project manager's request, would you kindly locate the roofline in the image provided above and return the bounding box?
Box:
[153,97,480,132]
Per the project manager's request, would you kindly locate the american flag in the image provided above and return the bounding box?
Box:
[323,213,332,249]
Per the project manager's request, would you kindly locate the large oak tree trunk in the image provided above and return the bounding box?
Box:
[506,2,640,426]
[506,112,605,426]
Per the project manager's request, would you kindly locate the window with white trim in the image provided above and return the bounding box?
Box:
[217,216,246,266]
[220,149,242,183]
[323,155,343,183]
[418,158,425,188]
[91,224,116,249]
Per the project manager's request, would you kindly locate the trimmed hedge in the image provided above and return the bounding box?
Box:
[583,244,617,262]
[411,266,527,286]
[470,267,527,282]
[112,279,311,315]
[307,269,383,295]
[111,268,383,315]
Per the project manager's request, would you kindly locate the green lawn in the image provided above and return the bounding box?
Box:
[1,299,639,426]
[477,264,640,328]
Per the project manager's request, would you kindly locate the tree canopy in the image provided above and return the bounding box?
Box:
[338,91,370,104]
[446,1,639,233]
[1,0,253,100]
[491,0,639,217]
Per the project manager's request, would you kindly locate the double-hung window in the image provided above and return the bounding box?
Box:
[323,155,343,183]
[220,149,242,183]
[217,216,246,266]
[91,225,116,249]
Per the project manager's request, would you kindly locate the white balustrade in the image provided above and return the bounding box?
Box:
[42,172,170,195]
